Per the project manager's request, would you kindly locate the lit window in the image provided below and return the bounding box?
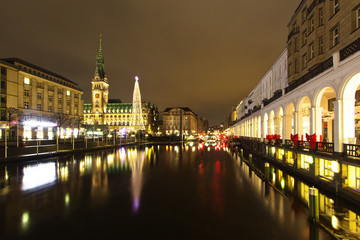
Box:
[334,0,339,14]
[66,90,70,96]
[24,101,29,109]
[24,77,30,85]
[37,104,42,110]
[332,26,339,46]
[319,37,324,54]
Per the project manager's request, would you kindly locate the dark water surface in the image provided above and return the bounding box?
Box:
[0,144,334,239]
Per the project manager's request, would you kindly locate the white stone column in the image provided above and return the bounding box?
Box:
[333,100,342,152]
[282,114,287,144]
[260,117,264,141]
[297,110,304,139]
[293,111,299,136]
[258,117,262,139]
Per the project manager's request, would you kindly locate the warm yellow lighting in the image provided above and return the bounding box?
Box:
[22,211,30,228]
[24,77,30,85]
[281,178,285,189]
[65,193,70,206]
[66,90,70,96]
[331,215,339,230]
[331,161,340,173]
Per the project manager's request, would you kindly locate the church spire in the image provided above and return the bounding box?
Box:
[98,34,103,59]
[94,34,106,81]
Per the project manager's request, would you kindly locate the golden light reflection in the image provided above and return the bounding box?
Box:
[79,160,85,176]
[128,148,146,213]
[22,211,30,229]
[59,166,69,182]
[96,156,101,168]
[331,215,339,230]
[65,193,70,207]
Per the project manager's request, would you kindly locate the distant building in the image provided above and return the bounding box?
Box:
[83,36,159,135]
[162,107,207,136]
[0,58,84,140]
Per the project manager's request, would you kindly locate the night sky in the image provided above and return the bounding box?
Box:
[0,0,299,126]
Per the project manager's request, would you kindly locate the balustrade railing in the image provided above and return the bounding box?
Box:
[343,144,360,158]
[315,142,334,153]
[340,37,360,61]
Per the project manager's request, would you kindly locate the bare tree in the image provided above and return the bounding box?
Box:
[73,115,84,132]
[3,107,18,124]
[53,112,70,129]
[52,112,70,150]
[2,107,18,157]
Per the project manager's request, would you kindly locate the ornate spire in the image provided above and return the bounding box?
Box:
[94,34,106,80]
[98,34,103,59]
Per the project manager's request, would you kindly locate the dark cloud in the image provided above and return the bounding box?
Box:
[0,0,299,125]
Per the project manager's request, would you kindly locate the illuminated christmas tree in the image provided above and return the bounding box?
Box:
[131,76,145,132]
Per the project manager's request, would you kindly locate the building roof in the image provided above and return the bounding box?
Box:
[1,58,78,87]
[0,59,17,69]
[108,99,122,103]
[163,107,196,116]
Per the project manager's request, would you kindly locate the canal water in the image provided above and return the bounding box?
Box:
[0,143,352,239]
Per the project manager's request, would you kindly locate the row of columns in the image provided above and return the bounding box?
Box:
[233,98,356,153]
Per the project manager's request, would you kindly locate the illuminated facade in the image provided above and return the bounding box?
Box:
[162,107,207,135]
[84,100,159,135]
[84,37,159,135]
[91,36,109,116]
[231,0,360,153]
[230,0,360,204]
[131,77,145,132]
[0,58,83,140]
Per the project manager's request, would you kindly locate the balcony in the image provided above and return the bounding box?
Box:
[285,57,333,94]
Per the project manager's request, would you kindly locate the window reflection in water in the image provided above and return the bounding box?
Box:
[233,149,360,239]
[128,148,146,213]
[22,162,56,191]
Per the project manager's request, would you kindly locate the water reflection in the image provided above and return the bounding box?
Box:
[128,147,146,212]
[0,144,343,239]
[236,149,360,240]
[22,162,56,191]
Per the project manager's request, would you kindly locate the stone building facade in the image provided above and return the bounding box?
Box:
[162,107,208,136]
[0,58,83,140]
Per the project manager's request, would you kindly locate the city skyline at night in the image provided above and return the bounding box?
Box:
[0,0,300,125]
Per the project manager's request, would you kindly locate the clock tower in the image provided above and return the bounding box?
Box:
[91,35,109,117]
